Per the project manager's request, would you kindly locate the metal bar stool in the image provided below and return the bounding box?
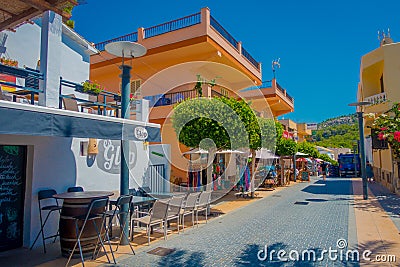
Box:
[104,195,135,255]
[30,189,62,253]
[65,197,115,267]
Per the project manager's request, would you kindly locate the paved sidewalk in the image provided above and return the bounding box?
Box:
[115,177,357,267]
[368,182,400,232]
[352,180,400,266]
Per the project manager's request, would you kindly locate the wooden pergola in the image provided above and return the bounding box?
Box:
[0,0,77,32]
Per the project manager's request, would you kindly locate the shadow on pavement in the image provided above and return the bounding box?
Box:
[368,182,400,219]
[155,249,206,267]
[234,243,359,267]
[301,179,354,196]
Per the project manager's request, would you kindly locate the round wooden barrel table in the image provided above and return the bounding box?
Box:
[53,191,114,258]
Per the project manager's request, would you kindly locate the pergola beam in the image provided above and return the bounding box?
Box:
[0,7,16,17]
[0,7,41,32]
[22,0,71,19]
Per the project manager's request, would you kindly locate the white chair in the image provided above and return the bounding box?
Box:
[132,199,169,245]
[180,192,200,232]
[195,191,212,226]
[165,196,185,234]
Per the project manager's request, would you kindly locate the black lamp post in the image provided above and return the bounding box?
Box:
[349,101,371,200]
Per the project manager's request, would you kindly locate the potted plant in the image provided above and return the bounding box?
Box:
[0,57,18,67]
[76,80,103,95]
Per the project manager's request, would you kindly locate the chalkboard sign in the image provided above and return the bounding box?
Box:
[301,171,309,181]
[0,145,26,252]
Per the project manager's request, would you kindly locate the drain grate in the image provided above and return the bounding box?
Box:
[294,201,309,205]
[147,247,176,256]
[272,195,281,197]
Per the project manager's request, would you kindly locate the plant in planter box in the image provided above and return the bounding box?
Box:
[0,57,18,67]
[78,80,103,95]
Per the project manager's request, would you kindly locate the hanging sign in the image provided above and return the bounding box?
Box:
[135,127,148,140]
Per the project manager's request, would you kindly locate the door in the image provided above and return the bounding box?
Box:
[0,145,27,251]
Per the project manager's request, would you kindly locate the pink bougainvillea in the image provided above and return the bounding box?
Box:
[373,103,400,159]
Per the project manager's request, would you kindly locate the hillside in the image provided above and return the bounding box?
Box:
[310,114,359,149]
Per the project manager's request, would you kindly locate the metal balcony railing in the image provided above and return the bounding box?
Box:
[241,46,258,68]
[0,64,43,104]
[59,78,122,117]
[210,16,238,49]
[94,32,138,51]
[144,12,201,39]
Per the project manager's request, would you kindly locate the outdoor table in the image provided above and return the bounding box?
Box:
[147,192,186,199]
[53,191,114,258]
[9,89,38,104]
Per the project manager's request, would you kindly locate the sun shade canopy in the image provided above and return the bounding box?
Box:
[0,101,161,141]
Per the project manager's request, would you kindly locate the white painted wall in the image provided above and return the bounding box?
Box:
[0,14,168,251]
[0,135,169,248]
[0,19,91,98]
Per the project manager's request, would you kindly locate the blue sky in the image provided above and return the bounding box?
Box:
[72,0,399,123]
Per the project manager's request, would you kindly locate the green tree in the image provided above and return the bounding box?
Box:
[172,97,278,195]
[276,138,297,156]
[172,97,256,191]
[297,141,319,158]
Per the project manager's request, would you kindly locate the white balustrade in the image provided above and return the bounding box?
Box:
[364,92,387,105]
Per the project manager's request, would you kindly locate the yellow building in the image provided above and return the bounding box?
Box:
[357,33,400,194]
[297,123,312,142]
[90,7,295,184]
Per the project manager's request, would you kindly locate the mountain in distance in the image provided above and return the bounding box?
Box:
[309,113,359,149]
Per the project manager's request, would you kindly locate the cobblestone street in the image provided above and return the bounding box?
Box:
[115,177,359,267]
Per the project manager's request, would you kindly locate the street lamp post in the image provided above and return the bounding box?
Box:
[105,41,146,245]
[349,101,371,200]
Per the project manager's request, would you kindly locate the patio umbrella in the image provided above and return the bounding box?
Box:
[251,148,280,159]
[295,152,308,156]
[296,158,308,162]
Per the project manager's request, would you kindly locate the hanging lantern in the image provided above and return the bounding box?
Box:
[87,138,98,154]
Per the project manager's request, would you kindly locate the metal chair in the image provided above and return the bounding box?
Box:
[180,192,201,232]
[30,189,62,253]
[128,188,138,196]
[104,195,135,255]
[65,197,115,267]
[131,199,169,245]
[195,191,212,226]
[67,186,84,192]
[165,196,185,234]
[137,186,151,197]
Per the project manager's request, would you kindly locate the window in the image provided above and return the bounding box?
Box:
[80,141,88,156]
[380,75,384,93]
[130,79,141,94]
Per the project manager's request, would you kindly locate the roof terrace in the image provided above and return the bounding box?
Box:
[92,7,262,83]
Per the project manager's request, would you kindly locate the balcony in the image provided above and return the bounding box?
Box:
[0,63,161,142]
[144,88,226,108]
[364,92,387,105]
[239,79,294,117]
[92,7,261,82]
[363,92,390,114]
